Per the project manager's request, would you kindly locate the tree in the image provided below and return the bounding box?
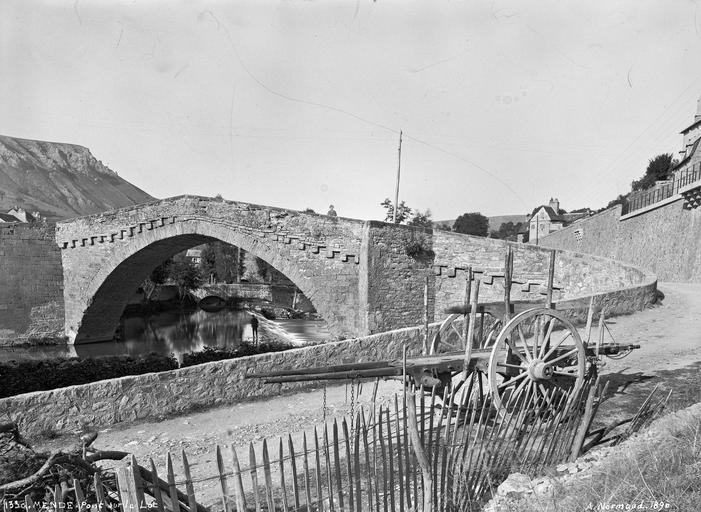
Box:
[490,221,525,241]
[631,153,677,191]
[141,258,172,301]
[169,259,204,301]
[408,209,433,228]
[380,198,412,224]
[453,212,489,237]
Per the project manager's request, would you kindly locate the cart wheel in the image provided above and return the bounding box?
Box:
[430,312,501,408]
[430,313,501,354]
[487,308,586,416]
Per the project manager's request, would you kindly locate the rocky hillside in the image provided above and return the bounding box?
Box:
[0,135,154,221]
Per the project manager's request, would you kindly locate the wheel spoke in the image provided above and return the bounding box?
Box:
[533,317,542,359]
[542,331,573,360]
[553,371,577,378]
[517,325,533,361]
[450,323,464,347]
[538,318,557,359]
[497,371,528,390]
[496,362,526,370]
[505,337,529,365]
[546,348,579,365]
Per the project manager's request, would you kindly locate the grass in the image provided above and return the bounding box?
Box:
[514,416,701,512]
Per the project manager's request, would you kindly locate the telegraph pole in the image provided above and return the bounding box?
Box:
[393,130,403,223]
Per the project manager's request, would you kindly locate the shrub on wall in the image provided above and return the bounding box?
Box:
[0,353,178,399]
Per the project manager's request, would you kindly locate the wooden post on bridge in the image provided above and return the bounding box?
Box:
[503,246,514,323]
[423,275,429,355]
[546,249,556,308]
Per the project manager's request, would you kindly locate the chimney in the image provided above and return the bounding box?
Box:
[549,198,560,213]
[696,93,701,122]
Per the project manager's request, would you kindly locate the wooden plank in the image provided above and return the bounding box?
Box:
[406,391,432,512]
[262,440,276,512]
[385,406,397,512]
[341,418,354,512]
[248,443,262,512]
[351,415,362,512]
[93,473,106,511]
[332,420,344,512]
[392,395,405,512]
[432,388,448,512]
[361,412,374,512]
[24,496,36,512]
[181,451,198,512]
[230,445,247,512]
[302,432,313,511]
[378,405,389,512]
[323,425,335,511]
[73,479,86,512]
[165,454,181,512]
[288,434,301,511]
[148,459,166,512]
[314,427,326,512]
[216,446,231,512]
[279,438,289,512]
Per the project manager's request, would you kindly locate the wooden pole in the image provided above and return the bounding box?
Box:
[503,246,513,323]
[393,130,403,224]
[546,249,556,308]
[423,275,429,355]
[406,392,432,512]
[462,268,472,350]
[584,296,595,345]
[462,279,479,379]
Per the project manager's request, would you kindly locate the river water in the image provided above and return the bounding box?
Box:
[0,309,332,363]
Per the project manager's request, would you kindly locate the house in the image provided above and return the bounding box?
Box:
[528,198,590,244]
[3,207,41,223]
[185,248,204,266]
[0,213,21,223]
[671,93,701,184]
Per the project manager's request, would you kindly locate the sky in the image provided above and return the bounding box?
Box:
[2,0,701,222]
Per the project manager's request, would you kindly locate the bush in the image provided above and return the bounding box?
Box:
[0,353,178,399]
[180,340,293,367]
[0,340,294,398]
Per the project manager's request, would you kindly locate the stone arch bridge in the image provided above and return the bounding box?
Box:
[52,196,656,344]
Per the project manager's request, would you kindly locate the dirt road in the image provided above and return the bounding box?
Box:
[73,282,701,507]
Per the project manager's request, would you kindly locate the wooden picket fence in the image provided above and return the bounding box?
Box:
[113,374,599,512]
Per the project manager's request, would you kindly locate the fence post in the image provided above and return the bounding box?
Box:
[115,455,147,512]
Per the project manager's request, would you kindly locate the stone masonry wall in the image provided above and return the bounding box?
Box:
[0,224,64,345]
[539,201,701,282]
[0,322,438,438]
[431,230,656,319]
[360,222,435,334]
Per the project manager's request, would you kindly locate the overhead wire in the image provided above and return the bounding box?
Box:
[202,9,528,208]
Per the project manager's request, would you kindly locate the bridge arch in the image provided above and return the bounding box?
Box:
[63,216,362,344]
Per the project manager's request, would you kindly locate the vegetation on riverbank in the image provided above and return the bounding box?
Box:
[0,340,294,399]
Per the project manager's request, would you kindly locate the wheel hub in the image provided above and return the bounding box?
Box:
[527,359,553,380]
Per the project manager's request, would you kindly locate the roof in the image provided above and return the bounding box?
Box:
[530,205,565,222]
[674,137,701,171]
[680,118,701,135]
[0,213,20,222]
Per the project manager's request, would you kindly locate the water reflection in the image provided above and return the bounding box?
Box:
[0,309,332,363]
